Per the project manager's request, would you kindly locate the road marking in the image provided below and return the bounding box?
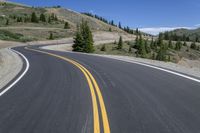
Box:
[44,50,200,83]
[0,48,30,96]
[26,47,110,133]
[122,60,200,83]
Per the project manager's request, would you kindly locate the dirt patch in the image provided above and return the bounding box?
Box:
[0,48,23,89]
[178,58,200,69]
[0,40,24,49]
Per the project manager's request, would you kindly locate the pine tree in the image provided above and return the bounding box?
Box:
[167,55,171,62]
[145,39,151,54]
[157,33,164,46]
[73,21,94,53]
[136,28,139,35]
[150,37,154,49]
[152,52,156,60]
[6,19,9,25]
[156,47,166,61]
[49,33,54,40]
[109,27,112,32]
[190,42,197,50]
[40,13,46,22]
[129,45,132,53]
[138,34,146,57]
[48,16,51,23]
[197,46,200,51]
[101,44,106,51]
[54,15,58,21]
[31,12,38,23]
[81,21,94,53]
[183,41,187,46]
[73,26,84,52]
[175,41,182,51]
[64,22,70,29]
[118,22,122,29]
[117,36,123,49]
[168,39,173,49]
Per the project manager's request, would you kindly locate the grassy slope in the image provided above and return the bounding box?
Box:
[94,41,200,63]
[169,28,200,41]
[0,1,127,42]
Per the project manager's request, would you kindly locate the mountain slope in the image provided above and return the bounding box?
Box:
[163,28,200,42]
[0,1,131,42]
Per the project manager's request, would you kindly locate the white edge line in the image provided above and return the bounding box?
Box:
[0,48,30,96]
[95,55,200,83]
[60,50,200,83]
[123,60,200,83]
[41,46,200,83]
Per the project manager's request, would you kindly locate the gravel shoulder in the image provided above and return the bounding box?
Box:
[42,43,200,79]
[0,48,23,90]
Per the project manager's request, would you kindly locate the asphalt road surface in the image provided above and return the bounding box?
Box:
[0,46,200,133]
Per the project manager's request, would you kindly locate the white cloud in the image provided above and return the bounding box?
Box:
[139,27,194,35]
[195,24,200,27]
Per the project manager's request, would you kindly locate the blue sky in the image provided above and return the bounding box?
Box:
[9,0,200,34]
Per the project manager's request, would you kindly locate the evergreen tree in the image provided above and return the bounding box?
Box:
[109,27,112,32]
[196,36,199,42]
[167,55,171,62]
[152,52,156,60]
[197,46,200,51]
[118,22,122,29]
[183,41,187,46]
[190,42,197,50]
[54,14,58,21]
[168,39,173,49]
[40,13,46,22]
[136,28,139,35]
[175,41,182,51]
[48,16,51,23]
[100,44,106,51]
[31,12,38,23]
[110,20,114,26]
[6,19,9,25]
[73,26,84,52]
[73,21,94,53]
[156,47,166,61]
[128,45,132,53]
[49,33,54,40]
[157,33,164,46]
[64,22,70,29]
[17,17,23,22]
[138,34,146,57]
[135,35,139,45]
[117,36,123,49]
[145,39,151,54]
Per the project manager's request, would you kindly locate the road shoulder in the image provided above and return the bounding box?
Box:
[0,48,23,90]
[42,44,200,79]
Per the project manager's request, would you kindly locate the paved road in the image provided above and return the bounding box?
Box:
[0,46,200,133]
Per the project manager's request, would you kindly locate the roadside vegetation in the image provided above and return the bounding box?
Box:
[73,20,94,53]
[94,30,200,63]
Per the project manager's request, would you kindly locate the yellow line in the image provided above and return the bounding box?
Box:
[25,47,110,133]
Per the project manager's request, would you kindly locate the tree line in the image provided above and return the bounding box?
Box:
[161,31,200,43]
[83,12,136,35]
[4,12,70,29]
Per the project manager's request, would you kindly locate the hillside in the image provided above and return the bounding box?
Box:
[0,1,131,42]
[162,28,200,42]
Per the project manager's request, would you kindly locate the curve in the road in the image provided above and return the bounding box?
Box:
[25,47,111,133]
[0,48,30,96]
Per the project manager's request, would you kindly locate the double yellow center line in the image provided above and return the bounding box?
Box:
[25,47,110,133]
